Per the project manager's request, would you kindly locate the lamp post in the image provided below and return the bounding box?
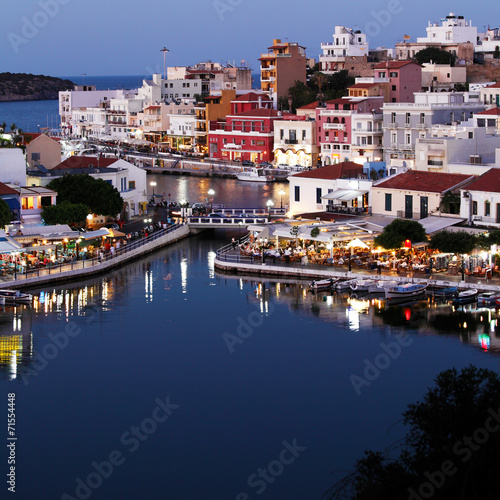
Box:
[160,47,169,81]
[266,199,274,220]
[461,254,465,281]
[238,221,243,243]
[279,189,285,210]
[150,181,157,199]
[208,188,215,213]
[180,200,187,223]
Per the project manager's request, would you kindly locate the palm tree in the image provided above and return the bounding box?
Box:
[10,123,17,133]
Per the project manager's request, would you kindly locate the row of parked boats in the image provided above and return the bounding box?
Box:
[308,278,496,306]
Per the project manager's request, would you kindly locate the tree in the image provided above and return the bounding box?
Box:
[373,219,427,250]
[326,366,500,500]
[46,173,123,217]
[0,199,13,228]
[310,226,320,238]
[42,201,90,226]
[439,191,460,214]
[429,229,477,254]
[414,47,456,66]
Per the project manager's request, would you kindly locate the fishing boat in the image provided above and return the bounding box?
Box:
[433,286,458,298]
[309,278,338,292]
[452,289,478,305]
[385,283,428,302]
[477,291,500,305]
[236,168,275,183]
[350,279,377,293]
[368,280,399,294]
[335,279,357,291]
[0,289,33,305]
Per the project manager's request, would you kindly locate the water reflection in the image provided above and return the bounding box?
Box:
[216,272,500,355]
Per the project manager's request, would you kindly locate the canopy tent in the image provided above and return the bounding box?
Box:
[0,236,22,254]
[107,228,126,238]
[346,238,370,249]
[21,244,57,253]
[82,228,110,240]
[322,189,368,202]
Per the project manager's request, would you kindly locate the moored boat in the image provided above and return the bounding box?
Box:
[452,289,478,305]
[385,283,428,302]
[350,279,377,293]
[368,280,399,294]
[0,289,33,305]
[335,279,357,291]
[477,291,500,305]
[433,286,458,298]
[309,278,338,292]
[235,168,275,182]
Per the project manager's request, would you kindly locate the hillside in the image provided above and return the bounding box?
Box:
[0,73,74,102]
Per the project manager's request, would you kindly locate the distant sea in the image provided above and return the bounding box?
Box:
[0,73,261,133]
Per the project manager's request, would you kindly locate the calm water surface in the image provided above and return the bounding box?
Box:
[1,232,499,500]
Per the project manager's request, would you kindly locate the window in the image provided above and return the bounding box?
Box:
[391,112,396,123]
[390,72,398,78]
[469,132,474,139]
[294,186,300,202]
[485,201,491,217]
[472,201,478,215]
[241,140,245,145]
[316,188,322,204]
[302,130,306,141]
[405,113,410,124]
[392,85,397,91]
[280,129,284,140]
[405,133,411,145]
[385,193,392,211]
[379,72,386,78]
[391,133,397,144]
[420,113,425,125]
[129,181,135,189]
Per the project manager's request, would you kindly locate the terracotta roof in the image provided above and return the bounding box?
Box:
[373,60,419,69]
[230,109,282,118]
[297,101,318,110]
[53,157,118,170]
[22,133,61,143]
[375,170,474,193]
[485,82,500,88]
[0,182,19,196]
[324,97,364,105]
[465,168,500,193]
[234,92,272,102]
[476,107,500,116]
[292,162,363,180]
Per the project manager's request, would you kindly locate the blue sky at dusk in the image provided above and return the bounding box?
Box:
[1,0,494,78]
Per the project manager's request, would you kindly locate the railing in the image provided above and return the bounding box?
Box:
[188,217,268,225]
[2,224,185,284]
[285,138,298,144]
[326,206,371,216]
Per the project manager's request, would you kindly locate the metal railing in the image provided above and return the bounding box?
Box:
[2,224,185,283]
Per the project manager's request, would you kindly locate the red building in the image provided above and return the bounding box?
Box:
[208,92,283,162]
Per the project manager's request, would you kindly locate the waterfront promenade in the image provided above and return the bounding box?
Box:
[0,223,190,290]
[214,243,500,292]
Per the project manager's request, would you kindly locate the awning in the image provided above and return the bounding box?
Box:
[4,198,20,210]
[322,189,368,201]
[82,229,110,240]
[21,244,57,253]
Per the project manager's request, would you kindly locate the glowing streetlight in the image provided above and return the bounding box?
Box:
[279,189,285,209]
[266,199,274,219]
[150,181,157,197]
[207,188,215,213]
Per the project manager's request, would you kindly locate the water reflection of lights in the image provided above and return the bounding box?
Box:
[346,297,371,332]
[181,259,188,294]
[145,269,154,302]
[478,334,491,351]
[207,251,216,281]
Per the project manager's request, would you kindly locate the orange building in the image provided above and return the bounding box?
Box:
[259,39,307,106]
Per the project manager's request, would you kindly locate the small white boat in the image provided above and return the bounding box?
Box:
[236,167,275,183]
[336,279,357,291]
[368,280,399,294]
[385,283,428,302]
[452,289,478,305]
[309,278,338,292]
[477,291,500,305]
[0,289,33,304]
[350,279,377,293]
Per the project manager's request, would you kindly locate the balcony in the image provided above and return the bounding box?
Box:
[324,123,346,131]
[319,109,353,116]
[352,128,383,134]
[285,139,298,144]
[398,143,414,151]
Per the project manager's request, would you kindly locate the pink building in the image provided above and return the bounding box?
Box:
[316,96,384,165]
[373,61,422,103]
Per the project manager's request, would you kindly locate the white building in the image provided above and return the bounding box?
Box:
[480,83,500,108]
[421,63,467,92]
[319,26,369,74]
[382,91,485,164]
[417,13,478,45]
[273,118,318,167]
[0,149,26,186]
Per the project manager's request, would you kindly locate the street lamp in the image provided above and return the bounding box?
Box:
[207,188,215,213]
[461,254,465,281]
[150,181,157,198]
[266,199,274,220]
[279,189,285,210]
[180,200,187,222]
[238,221,243,242]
